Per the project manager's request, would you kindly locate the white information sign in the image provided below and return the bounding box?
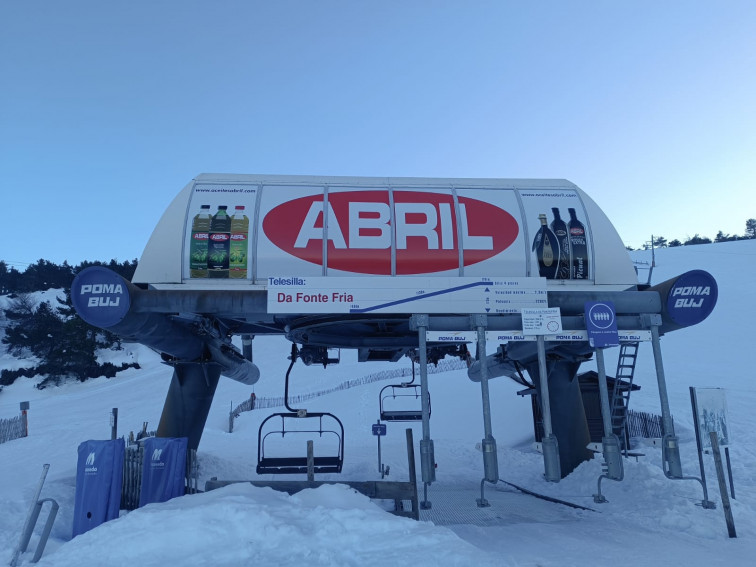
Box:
[267,276,547,314]
[521,307,563,335]
[426,331,478,342]
[425,330,651,343]
[692,387,730,449]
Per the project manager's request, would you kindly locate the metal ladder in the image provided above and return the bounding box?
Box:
[609,342,640,451]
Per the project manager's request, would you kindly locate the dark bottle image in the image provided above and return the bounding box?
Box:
[550,207,571,279]
[208,205,231,278]
[568,207,589,279]
[189,205,212,278]
[532,213,559,279]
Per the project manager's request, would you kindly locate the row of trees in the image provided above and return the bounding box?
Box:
[0,258,138,295]
[1,259,140,388]
[632,218,756,250]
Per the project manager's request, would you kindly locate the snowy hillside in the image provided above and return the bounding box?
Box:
[1,240,755,566]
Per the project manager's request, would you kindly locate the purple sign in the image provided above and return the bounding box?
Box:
[71,266,131,328]
[584,301,619,348]
[666,270,718,327]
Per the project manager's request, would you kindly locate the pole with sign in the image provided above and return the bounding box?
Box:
[473,315,499,507]
[585,302,624,502]
[522,307,562,482]
[373,421,388,478]
[410,314,434,509]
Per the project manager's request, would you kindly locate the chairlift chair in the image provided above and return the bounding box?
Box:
[256,411,344,475]
[256,344,345,475]
[378,363,430,422]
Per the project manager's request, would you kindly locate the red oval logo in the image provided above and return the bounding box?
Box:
[262,191,519,275]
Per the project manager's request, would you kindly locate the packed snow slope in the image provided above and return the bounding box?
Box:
[1,239,755,566]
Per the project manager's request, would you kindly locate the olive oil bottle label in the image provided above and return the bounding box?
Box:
[209,205,231,278]
[190,205,212,278]
[229,205,250,279]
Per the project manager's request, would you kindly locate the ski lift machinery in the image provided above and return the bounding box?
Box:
[70,174,718,508]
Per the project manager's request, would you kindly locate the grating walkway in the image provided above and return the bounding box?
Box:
[417,480,589,527]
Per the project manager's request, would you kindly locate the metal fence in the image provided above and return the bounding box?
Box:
[229,358,469,431]
[0,414,26,444]
[626,409,664,439]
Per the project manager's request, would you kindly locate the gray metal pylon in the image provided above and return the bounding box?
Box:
[410,314,434,509]
[609,342,639,450]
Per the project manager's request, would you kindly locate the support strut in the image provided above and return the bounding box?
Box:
[410,314,435,509]
[593,347,624,502]
[157,361,222,451]
[472,315,499,506]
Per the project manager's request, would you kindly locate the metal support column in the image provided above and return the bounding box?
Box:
[472,315,498,507]
[410,314,434,509]
[157,361,222,451]
[647,316,713,505]
[537,336,561,482]
[594,347,624,503]
[647,318,683,478]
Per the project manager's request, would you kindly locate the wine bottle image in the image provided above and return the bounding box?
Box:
[532,214,560,279]
[568,207,589,279]
[550,207,571,279]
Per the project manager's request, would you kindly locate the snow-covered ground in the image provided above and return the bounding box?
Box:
[1,240,755,566]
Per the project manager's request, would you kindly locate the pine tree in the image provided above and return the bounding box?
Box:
[746,219,756,239]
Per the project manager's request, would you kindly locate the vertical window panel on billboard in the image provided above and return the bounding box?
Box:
[517,188,593,281]
[454,187,525,277]
[324,188,391,276]
[390,187,459,276]
[183,184,257,281]
[258,186,327,278]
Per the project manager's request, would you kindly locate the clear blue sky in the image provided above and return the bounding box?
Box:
[1,1,754,267]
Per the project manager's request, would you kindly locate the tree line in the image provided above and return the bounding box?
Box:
[627,218,756,250]
[1,258,139,389]
[0,258,137,295]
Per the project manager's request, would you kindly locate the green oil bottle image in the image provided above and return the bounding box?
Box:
[229,205,249,279]
[209,205,231,278]
[189,205,212,278]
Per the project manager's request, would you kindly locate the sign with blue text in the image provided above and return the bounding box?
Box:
[584,301,619,348]
[267,276,547,314]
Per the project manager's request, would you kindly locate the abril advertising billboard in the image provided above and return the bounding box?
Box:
[181,183,593,283]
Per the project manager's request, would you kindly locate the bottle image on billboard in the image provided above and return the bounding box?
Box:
[189,205,212,278]
[209,205,231,278]
[229,205,249,279]
[532,213,559,279]
[568,207,589,279]
[550,207,571,279]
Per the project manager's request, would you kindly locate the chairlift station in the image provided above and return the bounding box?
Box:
[72,174,718,506]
